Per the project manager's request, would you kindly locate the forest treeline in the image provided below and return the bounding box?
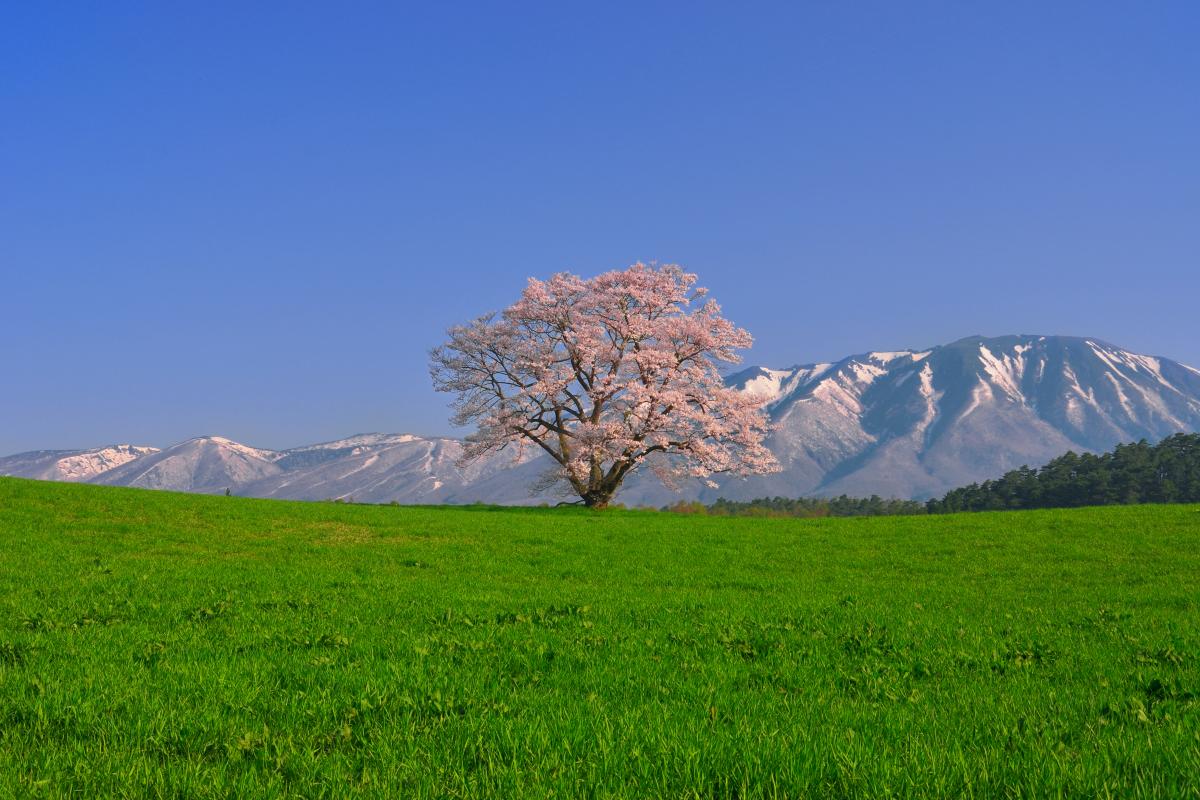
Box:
[678,433,1200,517]
[925,432,1200,513]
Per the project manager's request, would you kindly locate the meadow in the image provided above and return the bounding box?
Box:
[0,477,1197,798]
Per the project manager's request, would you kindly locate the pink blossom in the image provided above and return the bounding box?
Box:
[430,263,779,507]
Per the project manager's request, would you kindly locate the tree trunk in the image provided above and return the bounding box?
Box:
[582,488,615,509]
[579,460,634,509]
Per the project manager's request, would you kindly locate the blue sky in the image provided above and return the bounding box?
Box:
[3,2,1198,454]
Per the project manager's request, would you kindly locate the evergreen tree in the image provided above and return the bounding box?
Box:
[927,433,1200,513]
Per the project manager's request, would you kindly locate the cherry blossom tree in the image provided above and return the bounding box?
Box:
[429,263,779,508]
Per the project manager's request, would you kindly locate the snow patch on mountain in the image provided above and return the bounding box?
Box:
[57,446,160,480]
[915,364,939,435]
[0,445,160,482]
[866,351,912,363]
[811,375,865,417]
[978,345,1025,402]
[738,368,795,403]
[960,380,994,420]
[849,362,886,384]
[1104,372,1136,419]
[287,433,422,452]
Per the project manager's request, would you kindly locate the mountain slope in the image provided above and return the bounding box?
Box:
[0,445,160,482]
[91,436,283,493]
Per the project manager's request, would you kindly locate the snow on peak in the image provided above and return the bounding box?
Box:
[190,436,279,461]
[740,350,937,422]
[796,363,835,384]
[866,351,915,363]
[848,361,887,384]
[737,368,795,404]
[289,433,423,452]
[734,364,836,407]
[55,445,158,481]
[811,376,869,418]
[1085,342,1191,403]
[867,350,931,364]
[977,344,1026,402]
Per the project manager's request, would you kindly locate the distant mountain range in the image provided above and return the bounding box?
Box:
[5,335,1200,504]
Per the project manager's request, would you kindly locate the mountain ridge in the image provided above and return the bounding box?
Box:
[3,335,1198,503]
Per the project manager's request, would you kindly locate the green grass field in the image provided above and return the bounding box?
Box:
[1,477,1198,798]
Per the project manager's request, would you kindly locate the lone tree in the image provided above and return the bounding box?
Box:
[430,263,779,507]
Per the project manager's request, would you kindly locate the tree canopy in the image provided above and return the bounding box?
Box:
[430,263,778,507]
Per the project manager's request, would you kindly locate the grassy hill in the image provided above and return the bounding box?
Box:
[1,477,1198,798]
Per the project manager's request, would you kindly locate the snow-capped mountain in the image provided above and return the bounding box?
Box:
[713,334,1200,500]
[3,335,1198,503]
[52,432,542,503]
[241,434,543,503]
[0,444,159,482]
[90,436,284,493]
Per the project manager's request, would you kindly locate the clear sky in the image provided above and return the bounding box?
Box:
[3,2,1198,455]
